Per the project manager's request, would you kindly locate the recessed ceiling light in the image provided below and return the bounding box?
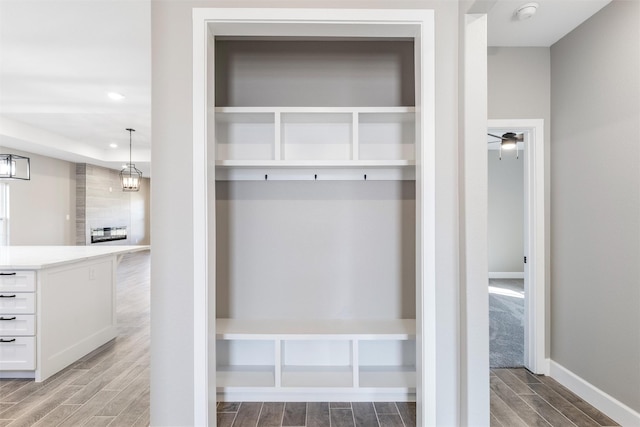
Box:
[107,92,125,101]
[516,2,539,20]
[109,143,118,148]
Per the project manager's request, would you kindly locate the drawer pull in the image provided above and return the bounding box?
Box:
[0,317,16,321]
[0,338,15,343]
[0,273,16,276]
[0,295,16,298]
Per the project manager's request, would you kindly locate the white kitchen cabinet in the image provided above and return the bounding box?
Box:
[0,270,36,371]
[0,246,148,381]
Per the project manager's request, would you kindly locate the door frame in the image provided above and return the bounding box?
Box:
[488,119,546,374]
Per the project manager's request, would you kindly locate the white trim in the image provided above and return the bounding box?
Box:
[193,8,436,426]
[488,118,545,375]
[488,272,524,279]
[462,14,490,426]
[192,9,209,427]
[549,360,640,426]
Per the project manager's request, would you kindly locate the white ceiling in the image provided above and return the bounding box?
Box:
[487,0,611,46]
[0,0,611,176]
[0,0,151,175]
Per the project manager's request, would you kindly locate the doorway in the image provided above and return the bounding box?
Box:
[487,119,546,375]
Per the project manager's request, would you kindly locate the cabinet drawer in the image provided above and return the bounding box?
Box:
[0,272,35,292]
[0,337,35,370]
[0,315,35,336]
[0,293,35,314]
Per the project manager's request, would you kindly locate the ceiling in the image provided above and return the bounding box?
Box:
[487,0,611,46]
[0,0,151,175]
[0,0,611,176]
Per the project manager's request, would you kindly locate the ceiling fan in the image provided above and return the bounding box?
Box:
[487,132,524,159]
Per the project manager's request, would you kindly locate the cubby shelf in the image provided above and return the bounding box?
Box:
[214,106,416,178]
[215,319,416,400]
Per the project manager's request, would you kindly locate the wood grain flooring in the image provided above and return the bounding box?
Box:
[0,251,620,427]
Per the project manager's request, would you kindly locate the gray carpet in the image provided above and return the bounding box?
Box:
[489,279,524,368]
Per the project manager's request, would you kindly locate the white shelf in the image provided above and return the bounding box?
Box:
[216,318,416,340]
[215,319,416,394]
[215,160,413,168]
[214,106,415,114]
[213,106,416,179]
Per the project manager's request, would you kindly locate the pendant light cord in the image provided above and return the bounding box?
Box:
[126,128,135,169]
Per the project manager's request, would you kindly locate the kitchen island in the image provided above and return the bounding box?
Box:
[0,245,149,381]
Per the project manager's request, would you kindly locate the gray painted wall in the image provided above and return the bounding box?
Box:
[151,1,462,425]
[487,46,550,354]
[216,181,415,320]
[487,150,523,272]
[0,147,75,245]
[216,40,415,107]
[550,0,640,412]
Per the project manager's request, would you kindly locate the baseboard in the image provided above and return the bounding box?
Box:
[549,360,640,426]
[488,272,524,279]
[217,388,416,402]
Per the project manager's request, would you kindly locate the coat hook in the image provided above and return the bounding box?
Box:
[314,174,317,181]
[265,174,268,181]
[364,174,367,181]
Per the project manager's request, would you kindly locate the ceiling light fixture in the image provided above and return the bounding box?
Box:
[488,132,524,160]
[120,128,142,192]
[515,2,539,20]
[0,154,30,180]
[107,92,125,101]
[109,143,118,148]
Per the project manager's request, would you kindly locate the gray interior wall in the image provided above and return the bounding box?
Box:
[76,164,151,246]
[151,1,461,425]
[215,40,415,107]
[487,46,550,353]
[0,147,75,245]
[487,150,523,272]
[550,0,640,412]
[216,181,415,320]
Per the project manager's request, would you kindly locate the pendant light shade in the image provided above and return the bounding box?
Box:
[120,128,142,192]
[0,154,30,180]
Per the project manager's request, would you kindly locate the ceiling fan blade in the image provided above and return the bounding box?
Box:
[487,133,503,139]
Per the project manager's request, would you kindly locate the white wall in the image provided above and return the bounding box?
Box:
[487,150,524,273]
[0,146,75,245]
[550,0,640,413]
[151,1,462,425]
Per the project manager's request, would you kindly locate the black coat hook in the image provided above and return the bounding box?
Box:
[364,174,367,181]
[314,174,317,181]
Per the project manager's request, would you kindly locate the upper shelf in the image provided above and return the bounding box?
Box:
[213,106,417,180]
[216,318,416,340]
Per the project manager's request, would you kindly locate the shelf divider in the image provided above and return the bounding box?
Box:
[274,111,282,161]
[352,112,359,161]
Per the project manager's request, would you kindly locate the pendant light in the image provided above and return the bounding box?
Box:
[0,154,30,180]
[120,128,142,192]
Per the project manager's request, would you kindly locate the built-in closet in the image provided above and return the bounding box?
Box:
[193,8,435,423]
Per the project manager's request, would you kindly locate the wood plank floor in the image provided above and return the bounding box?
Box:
[0,251,620,426]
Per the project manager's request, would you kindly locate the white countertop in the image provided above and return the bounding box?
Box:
[0,245,150,269]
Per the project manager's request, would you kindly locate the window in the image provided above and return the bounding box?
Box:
[0,183,9,245]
